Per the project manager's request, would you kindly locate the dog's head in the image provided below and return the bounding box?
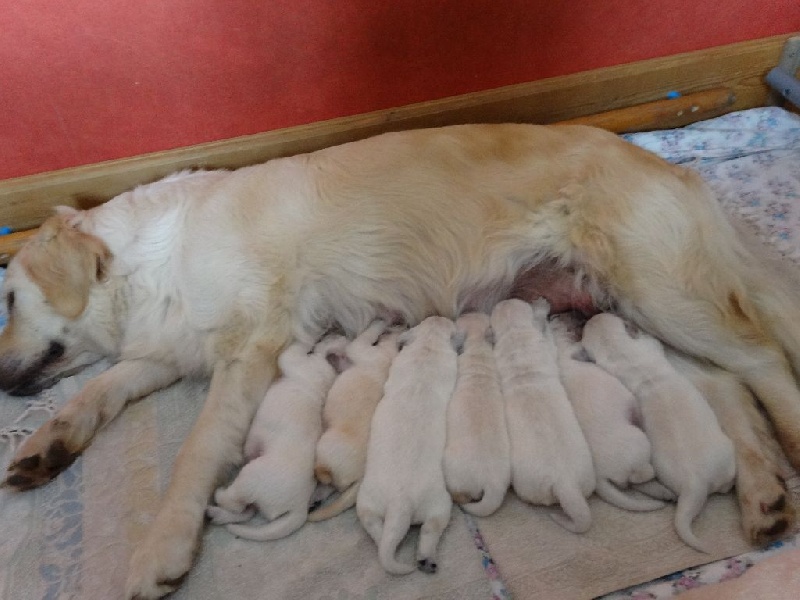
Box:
[0,211,112,395]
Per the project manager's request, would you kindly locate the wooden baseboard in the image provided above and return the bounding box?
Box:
[0,33,793,235]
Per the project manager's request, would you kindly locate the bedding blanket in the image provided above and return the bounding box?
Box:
[1,107,799,600]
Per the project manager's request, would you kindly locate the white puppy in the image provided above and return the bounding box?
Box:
[581,313,736,552]
[443,312,511,516]
[491,298,595,533]
[206,336,344,540]
[357,316,457,575]
[550,314,664,512]
[309,319,399,521]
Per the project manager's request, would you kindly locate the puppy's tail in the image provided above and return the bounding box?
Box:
[225,509,307,541]
[461,486,507,518]
[674,483,711,553]
[549,483,593,533]
[378,505,415,575]
[595,479,666,512]
[308,481,360,522]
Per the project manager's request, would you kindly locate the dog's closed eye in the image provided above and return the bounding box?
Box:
[6,291,14,313]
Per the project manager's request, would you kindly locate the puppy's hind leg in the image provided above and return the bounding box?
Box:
[206,486,256,525]
[226,509,307,541]
[374,505,415,575]
[416,513,450,574]
[674,484,711,553]
[549,483,592,533]
[670,351,796,545]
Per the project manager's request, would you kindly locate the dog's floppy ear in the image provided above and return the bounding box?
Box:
[22,213,112,319]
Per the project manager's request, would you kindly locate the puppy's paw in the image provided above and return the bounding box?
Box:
[417,559,438,574]
[3,421,80,490]
[739,471,795,546]
[125,511,200,599]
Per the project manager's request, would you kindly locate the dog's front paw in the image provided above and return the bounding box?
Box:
[3,420,80,490]
[125,512,200,599]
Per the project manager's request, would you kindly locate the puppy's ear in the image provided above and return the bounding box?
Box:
[22,214,112,319]
[572,346,594,363]
[397,329,415,350]
[451,329,466,354]
[325,351,352,374]
[622,319,641,338]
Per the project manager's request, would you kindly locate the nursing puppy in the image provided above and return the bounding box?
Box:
[667,350,796,545]
[309,319,399,521]
[206,336,343,540]
[443,312,511,517]
[491,299,595,533]
[356,316,457,575]
[4,124,800,597]
[581,313,736,552]
[550,314,664,512]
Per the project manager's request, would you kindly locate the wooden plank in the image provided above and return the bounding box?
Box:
[558,87,736,133]
[0,34,792,236]
[0,230,36,264]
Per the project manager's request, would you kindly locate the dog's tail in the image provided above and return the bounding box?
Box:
[378,505,415,575]
[674,482,710,553]
[595,479,666,512]
[549,483,592,533]
[307,481,360,522]
[460,486,507,518]
[225,509,307,541]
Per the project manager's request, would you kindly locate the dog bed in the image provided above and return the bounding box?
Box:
[0,107,799,600]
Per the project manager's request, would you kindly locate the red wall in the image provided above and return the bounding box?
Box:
[1,1,798,180]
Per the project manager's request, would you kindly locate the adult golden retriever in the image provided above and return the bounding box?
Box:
[0,124,797,598]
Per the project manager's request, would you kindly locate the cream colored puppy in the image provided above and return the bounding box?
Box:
[357,316,457,575]
[309,319,399,521]
[443,312,511,516]
[581,313,736,552]
[491,299,595,533]
[550,314,664,512]
[206,336,344,540]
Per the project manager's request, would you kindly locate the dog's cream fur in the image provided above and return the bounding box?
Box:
[1,123,800,596]
[309,319,399,521]
[550,314,664,512]
[356,316,456,575]
[443,312,511,516]
[206,337,342,540]
[581,313,736,552]
[492,299,595,533]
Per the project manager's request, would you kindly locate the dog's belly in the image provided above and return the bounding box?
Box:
[511,263,598,315]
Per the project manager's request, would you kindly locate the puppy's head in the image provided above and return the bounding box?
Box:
[489,299,531,334]
[0,212,112,395]
[455,312,493,345]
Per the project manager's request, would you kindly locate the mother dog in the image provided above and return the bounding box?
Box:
[1,123,799,598]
